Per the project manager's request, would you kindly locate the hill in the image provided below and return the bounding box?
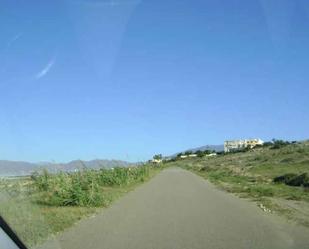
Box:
[165,140,309,227]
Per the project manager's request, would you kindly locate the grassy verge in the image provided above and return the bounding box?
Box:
[166,141,309,226]
[0,164,164,248]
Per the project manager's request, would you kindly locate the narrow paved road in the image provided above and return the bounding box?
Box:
[40,168,309,249]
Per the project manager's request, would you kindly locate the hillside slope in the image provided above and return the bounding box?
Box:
[166,140,309,226]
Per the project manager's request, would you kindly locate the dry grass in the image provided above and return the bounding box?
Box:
[0,164,164,248]
[167,140,309,226]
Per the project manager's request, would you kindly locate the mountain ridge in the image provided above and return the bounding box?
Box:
[0,159,132,177]
[170,144,224,157]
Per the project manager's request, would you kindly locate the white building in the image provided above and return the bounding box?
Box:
[188,154,197,157]
[151,159,162,164]
[179,154,197,159]
[224,138,264,153]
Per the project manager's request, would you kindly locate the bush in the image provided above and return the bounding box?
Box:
[271,139,290,149]
[153,154,162,160]
[288,173,309,187]
[35,170,103,207]
[176,153,183,158]
[273,173,298,184]
[32,166,150,207]
[31,169,51,191]
[263,142,273,147]
[216,151,225,155]
[196,150,204,157]
[273,173,309,188]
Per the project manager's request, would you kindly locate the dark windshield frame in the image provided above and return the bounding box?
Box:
[0,216,29,249]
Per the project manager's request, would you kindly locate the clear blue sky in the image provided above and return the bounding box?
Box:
[1,0,308,162]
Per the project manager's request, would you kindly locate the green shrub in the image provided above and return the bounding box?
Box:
[262,142,273,147]
[271,139,290,149]
[273,173,309,188]
[31,169,51,191]
[288,173,309,187]
[32,166,150,207]
[196,150,204,157]
[273,173,298,184]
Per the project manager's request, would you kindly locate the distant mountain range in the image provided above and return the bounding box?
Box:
[188,144,224,153]
[1,144,224,176]
[170,144,224,157]
[0,159,131,177]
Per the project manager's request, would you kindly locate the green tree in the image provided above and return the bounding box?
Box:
[271,139,290,149]
[176,153,182,158]
[196,150,204,157]
[153,154,162,160]
[184,150,193,156]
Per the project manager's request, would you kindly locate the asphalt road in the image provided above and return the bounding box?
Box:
[40,168,309,249]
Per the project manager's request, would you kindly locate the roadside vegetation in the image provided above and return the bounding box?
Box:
[166,140,309,227]
[0,164,164,247]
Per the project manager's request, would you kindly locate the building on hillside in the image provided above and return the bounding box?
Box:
[179,154,197,159]
[224,139,264,153]
[206,153,217,157]
[151,159,162,164]
[188,154,197,157]
[246,138,264,148]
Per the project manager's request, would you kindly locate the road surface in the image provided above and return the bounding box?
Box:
[40,168,309,249]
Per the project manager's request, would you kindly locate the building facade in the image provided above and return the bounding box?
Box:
[224,139,264,153]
